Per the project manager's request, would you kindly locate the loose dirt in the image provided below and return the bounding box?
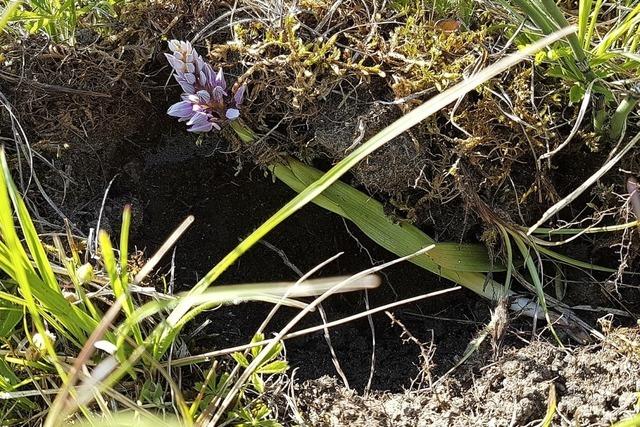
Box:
[297,338,640,426]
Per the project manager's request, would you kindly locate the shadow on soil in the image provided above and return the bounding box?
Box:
[134,136,491,392]
[132,139,640,426]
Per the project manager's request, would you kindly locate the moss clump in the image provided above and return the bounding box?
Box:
[210,13,385,125]
[202,2,617,241]
[207,3,497,128]
[387,18,488,99]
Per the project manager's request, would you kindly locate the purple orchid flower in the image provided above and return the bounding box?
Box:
[165,40,245,133]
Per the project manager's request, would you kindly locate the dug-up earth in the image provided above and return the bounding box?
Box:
[296,336,640,426]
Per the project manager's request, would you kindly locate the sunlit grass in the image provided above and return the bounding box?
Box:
[0,145,377,424]
[0,0,122,43]
[495,0,640,140]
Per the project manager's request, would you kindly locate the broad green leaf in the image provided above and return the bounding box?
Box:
[274,158,505,273]
[0,301,21,337]
[273,158,509,302]
[569,83,585,103]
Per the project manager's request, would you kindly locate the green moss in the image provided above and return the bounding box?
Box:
[227,14,385,111]
[388,18,488,98]
[391,0,474,23]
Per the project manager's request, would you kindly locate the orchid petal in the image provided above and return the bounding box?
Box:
[188,121,214,133]
[196,90,211,103]
[183,73,196,84]
[167,101,195,118]
[233,85,246,106]
[211,86,226,102]
[215,68,226,89]
[196,57,206,73]
[168,40,181,52]
[165,54,184,72]
[186,112,210,126]
[204,64,216,85]
[185,94,200,103]
[177,79,195,94]
[225,108,240,120]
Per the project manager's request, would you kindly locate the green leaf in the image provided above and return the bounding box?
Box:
[273,158,509,300]
[546,65,577,81]
[140,379,164,406]
[569,83,585,103]
[0,357,19,389]
[0,302,21,337]
[513,236,561,344]
[232,352,249,368]
[251,373,265,394]
[250,333,265,358]
[257,360,288,374]
[100,224,143,346]
[258,340,283,364]
[534,244,616,273]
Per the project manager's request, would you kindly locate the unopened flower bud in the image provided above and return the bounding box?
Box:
[76,263,94,285]
[32,330,56,351]
[63,291,79,303]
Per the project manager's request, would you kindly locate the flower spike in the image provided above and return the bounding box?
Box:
[165,40,245,133]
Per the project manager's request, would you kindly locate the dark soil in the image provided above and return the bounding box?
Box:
[136,135,493,392]
[132,137,640,426]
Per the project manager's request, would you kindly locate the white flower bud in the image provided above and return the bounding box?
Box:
[32,330,56,351]
[76,263,94,285]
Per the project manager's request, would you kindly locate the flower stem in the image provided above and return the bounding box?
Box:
[610,95,639,141]
[230,119,258,143]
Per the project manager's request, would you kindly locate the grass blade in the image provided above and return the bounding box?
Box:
[0,149,64,375]
[512,235,561,344]
[0,0,21,32]
[99,229,143,346]
[541,383,557,426]
[578,0,593,46]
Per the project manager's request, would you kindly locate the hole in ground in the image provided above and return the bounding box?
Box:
[134,136,491,392]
